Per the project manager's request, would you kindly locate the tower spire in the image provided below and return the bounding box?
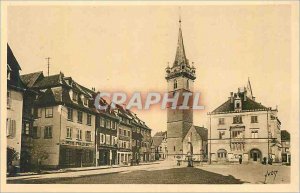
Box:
[173,12,188,67]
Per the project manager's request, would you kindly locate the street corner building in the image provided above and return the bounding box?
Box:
[6,44,154,171]
[20,71,97,169]
[207,83,283,164]
[6,44,26,172]
[164,20,208,161]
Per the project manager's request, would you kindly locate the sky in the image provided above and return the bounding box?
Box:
[7,4,292,134]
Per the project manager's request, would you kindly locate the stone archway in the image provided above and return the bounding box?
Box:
[249,148,262,162]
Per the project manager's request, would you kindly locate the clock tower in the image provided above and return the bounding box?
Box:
[165,19,196,159]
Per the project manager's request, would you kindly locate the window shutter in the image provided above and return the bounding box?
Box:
[85,131,88,141]
[6,118,10,137]
[91,131,94,142]
[12,120,16,137]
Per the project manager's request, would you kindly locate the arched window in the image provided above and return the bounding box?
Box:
[174,79,177,89]
[217,149,227,158]
[187,79,189,89]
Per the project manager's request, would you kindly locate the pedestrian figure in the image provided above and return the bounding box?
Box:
[239,155,242,164]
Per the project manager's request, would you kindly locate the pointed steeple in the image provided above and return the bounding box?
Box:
[173,18,188,67]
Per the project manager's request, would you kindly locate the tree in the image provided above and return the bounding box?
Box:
[7,147,19,175]
[30,144,49,172]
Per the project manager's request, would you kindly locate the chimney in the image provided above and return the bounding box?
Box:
[230,92,234,103]
[244,90,247,101]
[238,88,240,93]
[252,97,256,101]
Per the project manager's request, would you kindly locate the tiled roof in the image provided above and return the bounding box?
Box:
[33,73,64,88]
[152,136,164,147]
[211,96,268,114]
[20,71,43,87]
[194,126,208,141]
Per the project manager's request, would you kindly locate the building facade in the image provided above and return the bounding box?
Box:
[281,130,290,164]
[95,101,119,166]
[208,85,282,164]
[182,126,208,161]
[152,131,168,160]
[7,44,26,171]
[20,72,96,169]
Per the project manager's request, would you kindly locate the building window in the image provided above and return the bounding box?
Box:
[23,123,30,135]
[124,130,127,136]
[87,114,92,126]
[128,131,130,137]
[111,121,115,130]
[217,149,227,158]
[233,116,242,124]
[218,118,225,125]
[174,79,177,89]
[106,135,111,145]
[33,108,42,118]
[32,126,40,138]
[66,127,72,139]
[77,111,83,123]
[45,107,53,118]
[76,129,82,141]
[174,146,176,151]
[86,131,92,142]
[251,130,258,138]
[231,130,244,138]
[106,120,110,129]
[251,116,258,123]
[119,128,122,136]
[219,131,225,139]
[100,117,105,127]
[72,91,78,102]
[100,133,105,144]
[7,91,11,109]
[6,118,16,138]
[67,108,73,121]
[44,126,53,139]
[83,97,88,106]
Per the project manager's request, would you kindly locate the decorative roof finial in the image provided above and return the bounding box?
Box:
[179,7,182,28]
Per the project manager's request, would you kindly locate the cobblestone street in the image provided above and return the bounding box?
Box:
[7,161,290,184]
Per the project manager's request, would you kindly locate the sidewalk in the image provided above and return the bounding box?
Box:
[7,161,160,180]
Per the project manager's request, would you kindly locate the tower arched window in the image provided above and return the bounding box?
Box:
[174,79,177,89]
[187,79,189,89]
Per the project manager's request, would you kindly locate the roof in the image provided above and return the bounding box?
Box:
[211,95,268,114]
[152,136,164,147]
[281,130,290,141]
[194,126,208,141]
[20,71,43,87]
[7,44,26,91]
[32,73,65,88]
[7,44,21,71]
[173,23,188,67]
[153,131,166,137]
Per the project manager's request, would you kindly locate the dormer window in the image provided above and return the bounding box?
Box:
[72,91,78,102]
[234,99,241,110]
[174,79,177,89]
[83,97,88,106]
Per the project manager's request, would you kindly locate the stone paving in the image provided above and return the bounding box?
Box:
[7,160,290,184]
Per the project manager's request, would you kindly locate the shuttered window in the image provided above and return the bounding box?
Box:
[6,118,16,138]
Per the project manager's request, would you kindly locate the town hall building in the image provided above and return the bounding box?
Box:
[208,81,282,163]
